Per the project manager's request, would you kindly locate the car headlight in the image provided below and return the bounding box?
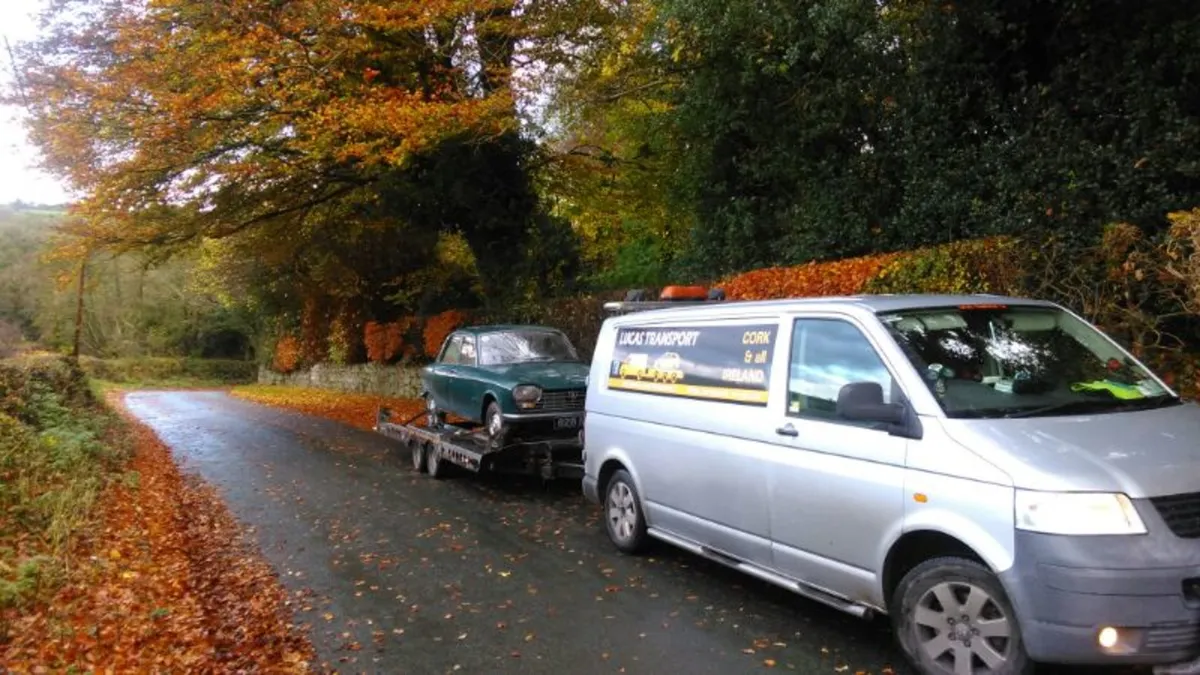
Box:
[1014,490,1147,536]
[513,385,542,409]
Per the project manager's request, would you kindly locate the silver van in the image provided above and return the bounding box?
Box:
[581,294,1200,675]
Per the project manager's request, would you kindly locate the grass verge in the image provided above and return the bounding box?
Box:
[0,357,123,621]
[0,358,315,670]
[230,384,424,431]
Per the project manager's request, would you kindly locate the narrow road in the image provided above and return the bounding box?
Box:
[121,390,917,674]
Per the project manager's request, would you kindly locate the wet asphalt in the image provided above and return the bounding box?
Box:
[123,391,1134,675]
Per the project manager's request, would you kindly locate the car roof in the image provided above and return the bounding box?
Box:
[605,293,1060,323]
[455,324,565,336]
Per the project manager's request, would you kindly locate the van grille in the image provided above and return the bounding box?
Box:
[1150,492,1200,539]
[534,389,586,412]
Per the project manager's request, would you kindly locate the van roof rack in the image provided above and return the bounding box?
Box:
[603,286,727,316]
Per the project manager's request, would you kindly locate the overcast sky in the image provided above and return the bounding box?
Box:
[1,0,72,205]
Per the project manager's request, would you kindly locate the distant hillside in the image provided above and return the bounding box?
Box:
[1,200,69,213]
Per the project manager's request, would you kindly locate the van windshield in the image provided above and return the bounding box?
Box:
[878,305,1180,419]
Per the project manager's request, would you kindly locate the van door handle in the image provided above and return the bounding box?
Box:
[775,424,798,437]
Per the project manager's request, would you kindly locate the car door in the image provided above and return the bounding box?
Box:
[450,335,482,419]
[767,314,908,600]
[428,334,464,411]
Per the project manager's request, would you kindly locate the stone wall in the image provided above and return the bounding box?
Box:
[258,363,424,399]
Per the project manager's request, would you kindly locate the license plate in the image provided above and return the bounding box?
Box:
[554,416,580,430]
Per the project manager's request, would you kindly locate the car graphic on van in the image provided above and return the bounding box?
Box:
[617,353,650,380]
[652,352,684,383]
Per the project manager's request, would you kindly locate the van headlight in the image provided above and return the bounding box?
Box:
[1014,490,1147,536]
[513,385,542,410]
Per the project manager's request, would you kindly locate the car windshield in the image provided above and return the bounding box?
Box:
[479,330,579,365]
[879,304,1180,419]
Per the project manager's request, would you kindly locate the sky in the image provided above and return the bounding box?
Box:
[0,0,72,206]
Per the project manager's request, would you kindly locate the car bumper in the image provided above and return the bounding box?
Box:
[1001,514,1200,666]
[501,410,584,422]
[501,411,584,440]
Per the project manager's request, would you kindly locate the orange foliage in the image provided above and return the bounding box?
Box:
[423,309,470,358]
[364,318,420,364]
[231,385,424,432]
[394,317,420,360]
[298,298,330,366]
[272,335,301,373]
[721,252,903,300]
[1,394,314,671]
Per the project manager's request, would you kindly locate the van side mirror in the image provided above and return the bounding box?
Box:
[836,382,905,425]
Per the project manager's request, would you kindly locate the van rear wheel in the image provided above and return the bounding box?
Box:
[604,469,649,554]
[892,557,1032,675]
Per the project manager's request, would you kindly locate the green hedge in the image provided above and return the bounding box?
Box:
[78,357,257,385]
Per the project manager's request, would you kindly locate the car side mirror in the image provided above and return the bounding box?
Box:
[836,381,905,425]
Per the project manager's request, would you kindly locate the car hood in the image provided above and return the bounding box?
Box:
[487,361,589,390]
[940,401,1200,498]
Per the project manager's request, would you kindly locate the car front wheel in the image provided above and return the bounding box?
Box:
[893,557,1032,675]
[425,395,444,430]
[485,401,507,450]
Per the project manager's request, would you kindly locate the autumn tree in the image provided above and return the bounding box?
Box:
[15,0,582,334]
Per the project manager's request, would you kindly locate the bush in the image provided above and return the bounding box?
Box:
[721,252,902,300]
[79,357,257,385]
[365,318,421,364]
[0,357,127,612]
[423,310,470,359]
[863,237,1025,295]
[272,335,301,374]
[0,319,21,359]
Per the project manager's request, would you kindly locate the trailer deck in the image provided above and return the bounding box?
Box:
[374,406,585,481]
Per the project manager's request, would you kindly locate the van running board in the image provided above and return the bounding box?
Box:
[647,527,873,619]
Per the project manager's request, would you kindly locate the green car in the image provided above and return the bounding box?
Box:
[420,325,589,449]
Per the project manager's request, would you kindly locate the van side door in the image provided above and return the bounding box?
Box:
[767,315,909,605]
[602,317,786,568]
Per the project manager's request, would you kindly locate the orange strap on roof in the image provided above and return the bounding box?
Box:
[660,285,708,301]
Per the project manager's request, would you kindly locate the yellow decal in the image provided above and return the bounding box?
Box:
[607,377,770,404]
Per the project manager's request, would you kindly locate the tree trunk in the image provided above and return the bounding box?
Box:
[71,253,88,358]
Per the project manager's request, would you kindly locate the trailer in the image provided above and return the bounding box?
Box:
[373,406,585,481]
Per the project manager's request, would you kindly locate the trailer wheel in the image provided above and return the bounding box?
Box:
[411,440,427,473]
[426,442,448,479]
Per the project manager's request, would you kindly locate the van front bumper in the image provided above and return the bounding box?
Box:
[1001,523,1200,666]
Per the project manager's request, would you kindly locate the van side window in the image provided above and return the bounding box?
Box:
[788,319,895,423]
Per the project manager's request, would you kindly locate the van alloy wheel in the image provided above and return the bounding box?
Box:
[603,469,649,554]
[609,483,637,540]
[894,557,1031,675]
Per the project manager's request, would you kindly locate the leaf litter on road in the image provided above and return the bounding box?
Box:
[230,385,424,432]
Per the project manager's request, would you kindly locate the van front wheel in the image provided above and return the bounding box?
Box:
[604,469,649,554]
[893,557,1032,675]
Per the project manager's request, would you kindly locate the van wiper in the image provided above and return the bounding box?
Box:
[1110,395,1182,412]
[1004,396,1179,419]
